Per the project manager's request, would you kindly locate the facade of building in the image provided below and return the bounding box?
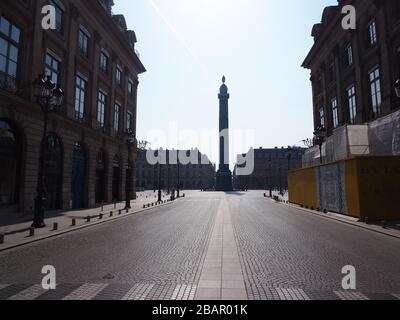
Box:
[0,0,145,214]
[135,149,216,191]
[302,0,400,166]
[233,147,304,191]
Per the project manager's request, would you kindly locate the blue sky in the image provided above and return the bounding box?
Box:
[114,0,337,163]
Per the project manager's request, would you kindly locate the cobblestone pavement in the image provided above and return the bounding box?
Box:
[228,192,400,300]
[0,191,399,300]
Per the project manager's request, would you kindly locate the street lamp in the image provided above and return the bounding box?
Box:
[268,157,272,198]
[124,129,136,210]
[177,161,180,198]
[153,163,157,193]
[158,162,162,202]
[167,156,170,195]
[32,74,63,228]
[314,125,327,165]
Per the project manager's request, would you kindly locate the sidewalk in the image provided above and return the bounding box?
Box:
[0,191,176,252]
[264,193,400,239]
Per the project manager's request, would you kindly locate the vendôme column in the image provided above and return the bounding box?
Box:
[216,76,233,191]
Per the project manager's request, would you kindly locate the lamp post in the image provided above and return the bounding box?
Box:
[167,164,170,194]
[124,129,136,210]
[32,75,63,228]
[268,157,272,198]
[177,161,180,198]
[153,164,156,193]
[158,162,162,202]
[314,125,327,165]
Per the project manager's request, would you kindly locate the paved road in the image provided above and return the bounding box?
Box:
[0,191,399,300]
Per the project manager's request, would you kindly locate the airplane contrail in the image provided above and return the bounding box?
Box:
[148,0,209,75]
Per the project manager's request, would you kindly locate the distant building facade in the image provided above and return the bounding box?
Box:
[0,0,145,214]
[135,149,216,191]
[302,0,400,166]
[234,147,305,190]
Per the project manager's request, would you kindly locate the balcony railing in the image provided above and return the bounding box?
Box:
[74,111,86,124]
[0,72,18,94]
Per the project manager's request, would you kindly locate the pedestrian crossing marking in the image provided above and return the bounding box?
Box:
[62,283,108,300]
[276,288,311,300]
[122,283,154,300]
[0,283,398,300]
[8,284,47,300]
[171,284,197,300]
[333,291,370,300]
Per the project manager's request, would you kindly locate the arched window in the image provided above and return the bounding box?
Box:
[0,119,21,205]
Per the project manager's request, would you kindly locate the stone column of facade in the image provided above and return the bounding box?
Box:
[353,27,366,124]
[376,3,393,115]
[19,1,45,213]
[91,31,102,128]
[65,5,79,120]
[334,45,345,126]
[86,136,98,208]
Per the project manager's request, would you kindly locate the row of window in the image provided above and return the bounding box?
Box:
[0,12,136,97]
[319,66,382,129]
[0,13,136,135]
[73,74,133,132]
[315,20,378,92]
[49,1,136,93]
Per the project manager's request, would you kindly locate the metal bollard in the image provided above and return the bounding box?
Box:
[71,218,76,226]
[0,233,4,244]
[86,216,91,223]
[99,214,103,220]
[119,210,122,215]
[29,227,35,237]
[53,223,58,231]
[110,211,113,217]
